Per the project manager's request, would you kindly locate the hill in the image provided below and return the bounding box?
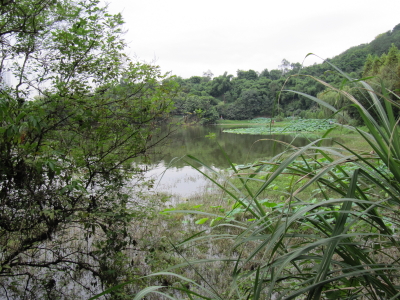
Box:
[173,23,400,123]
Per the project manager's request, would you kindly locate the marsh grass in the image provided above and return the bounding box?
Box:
[96,70,400,299]
[104,189,247,299]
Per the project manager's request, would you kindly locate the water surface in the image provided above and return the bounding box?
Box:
[145,125,325,198]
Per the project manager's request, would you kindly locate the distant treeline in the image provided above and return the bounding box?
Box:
[172,23,400,124]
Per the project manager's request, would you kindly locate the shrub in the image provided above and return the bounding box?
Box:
[108,69,400,300]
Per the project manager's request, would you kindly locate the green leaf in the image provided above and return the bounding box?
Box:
[192,204,203,209]
[195,218,209,225]
[210,217,224,227]
[159,208,176,215]
[263,202,277,208]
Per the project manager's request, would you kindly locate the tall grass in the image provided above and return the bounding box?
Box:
[95,74,400,299]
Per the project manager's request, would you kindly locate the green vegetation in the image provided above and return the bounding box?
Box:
[2,1,400,299]
[224,118,336,135]
[128,69,400,299]
[172,24,400,125]
[248,117,274,123]
[0,0,177,298]
[217,119,259,125]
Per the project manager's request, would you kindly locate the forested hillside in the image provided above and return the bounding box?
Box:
[173,23,400,124]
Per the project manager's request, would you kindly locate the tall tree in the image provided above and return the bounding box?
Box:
[278,58,291,75]
[0,0,178,298]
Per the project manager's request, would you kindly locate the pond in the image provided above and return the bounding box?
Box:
[144,125,330,200]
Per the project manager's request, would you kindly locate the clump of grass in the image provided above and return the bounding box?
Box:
[96,70,400,300]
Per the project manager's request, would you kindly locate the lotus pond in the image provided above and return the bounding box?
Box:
[223,118,336,134]
[145,123,336,200]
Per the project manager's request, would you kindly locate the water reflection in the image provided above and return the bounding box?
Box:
[145,165,216,199]
[144,125,331,198]
[147,125,317,168]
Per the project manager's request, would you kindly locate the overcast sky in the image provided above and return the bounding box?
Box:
[104,0,400,79]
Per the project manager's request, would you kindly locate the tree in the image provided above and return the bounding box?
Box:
[278,58,291,75]
[236,69,258,80]
[269,69,282,80]
[209,72,233,99]
[188,76,203,84]
[183,95,219,124]
[239,89,263,117]
[259,68,270,78]
[202,69,214,80]
[363,44,400,93]
[221,89,263,120]
[290,62,302,74]
[0,0,178,298]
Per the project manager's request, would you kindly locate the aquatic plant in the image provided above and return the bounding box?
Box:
[98,71,400,300]
[224,118,336,135]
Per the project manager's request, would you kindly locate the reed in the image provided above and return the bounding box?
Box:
[96,69,400,300]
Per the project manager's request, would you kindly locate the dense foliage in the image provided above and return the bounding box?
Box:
[317,43,400,124]
[0,0,177,298]
[2,2,400,298]
[172,23,400,123]
[132,69,400,300]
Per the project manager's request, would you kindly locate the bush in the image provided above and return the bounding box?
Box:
[128,69,400,300]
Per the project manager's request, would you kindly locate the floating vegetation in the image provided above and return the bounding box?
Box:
[224,118,336,134]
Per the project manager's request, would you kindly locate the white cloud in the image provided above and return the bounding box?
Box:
[105,0,400,78]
